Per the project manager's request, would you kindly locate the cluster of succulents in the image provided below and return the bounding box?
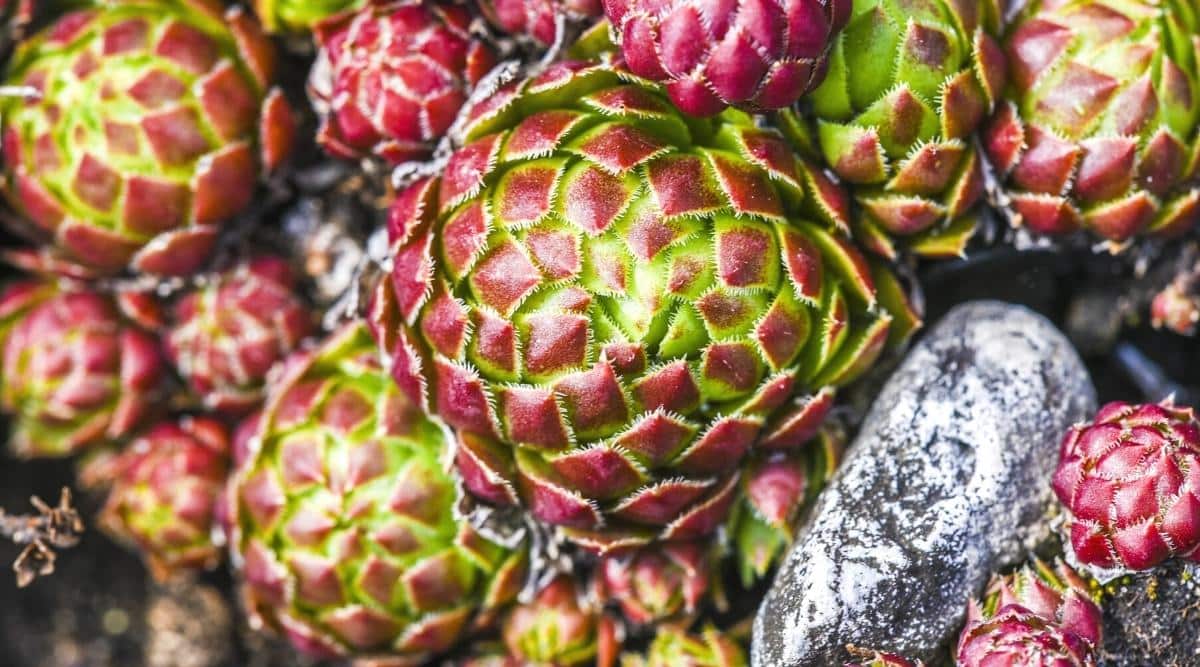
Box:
[3,0,1200,664]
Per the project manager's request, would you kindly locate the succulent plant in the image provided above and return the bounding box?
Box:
[501,576,617,667]
[480,0,603,47]
[602,0,850,117]
[0,0,294,276]
[0,283,166,458]
[253,0,365,33]
[99,415,229,580]
[598,540,712,626]
[728,422,843,586]
[796,0,1006,259]
[310,0,497,165]
[371,60,915,551]
[230,321,527,662]
[622,625,746,667]
[985,0,1200,246]
[957,560,1102,667]
[843,647,923,667]
[1152,278,1200,336]
[1052,400,1200,571]
[165,256,313,415]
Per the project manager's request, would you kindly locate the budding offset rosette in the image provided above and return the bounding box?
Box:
[165,256,313,414]
[603,0,850,116]
[985,0,1200,246]
[957,560,1102,667]
[502,576,616,667]
[231,322,526,662]
[1052,400,1200,571]
[253,0,365,33]
[372,61,911,550]
[799,0,1006,259]
[99,416,229,579]
[728,420,843,585]
[310,1,497,165]
[598,540,711,625]
[480,0,603,47]
[0,0,294,276]
[0,284,166,458]
[622,625,746,667]
[1152,280,1200,336]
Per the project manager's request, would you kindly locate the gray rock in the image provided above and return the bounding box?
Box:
[752,301,1096,666]
[1100,561,1200,666]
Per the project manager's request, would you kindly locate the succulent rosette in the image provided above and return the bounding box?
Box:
[230,322,527,662]
[957,560,1102,667]
[602,0,850,117]
[253,0,366,33]
[165,256,313,415]
[598,540,712,625]
[622,625,747,667]
[844,648,923,667]
[1052,400,1200,571]
[310,0,497,165]
[501,576,616,667]
[0,0,294,276]
[985,0,1200,246]
[99,416,229,579]
[371,60,915,551]
[1152,279,1200,336]
[480,0,603,47]
[0,283,166,458]
[728,421,843,585]
[797,0,1006,259]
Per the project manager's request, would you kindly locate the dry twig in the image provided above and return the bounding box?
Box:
[0,488,84,587]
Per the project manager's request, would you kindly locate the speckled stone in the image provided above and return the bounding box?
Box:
[752,301,1096,666]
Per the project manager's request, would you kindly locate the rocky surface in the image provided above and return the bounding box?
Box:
[752,301,1097,666]
[1100,560,1200,666]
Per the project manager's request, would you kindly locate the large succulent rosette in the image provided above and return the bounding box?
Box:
[985,0,1200,246]
[603,0,851,116]
[370,61,917,551]
[310,0,497,165]
[1052,400,1200,571]
[0,283,166,458]
[99,415,230,579]
[165,256,313,414]
[230,322,527,662]
[0,0,294,276]
[800,0,1006,259]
